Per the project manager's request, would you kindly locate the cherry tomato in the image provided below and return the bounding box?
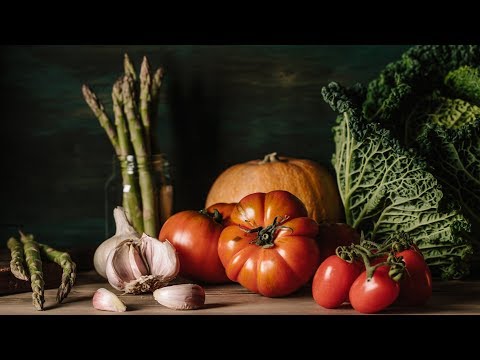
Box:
[349,266,400,314]
[312,255,363,309]
[396,248,432,306]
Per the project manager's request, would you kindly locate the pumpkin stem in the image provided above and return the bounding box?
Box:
[259,152,282,164]
[245,215,292,248]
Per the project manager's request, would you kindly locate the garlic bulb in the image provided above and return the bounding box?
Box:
[153,284,205,310]
[105,234,179,294]
[92,288,127,312]
[94,207,140,278]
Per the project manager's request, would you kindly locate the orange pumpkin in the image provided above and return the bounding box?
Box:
[205,152,343,223]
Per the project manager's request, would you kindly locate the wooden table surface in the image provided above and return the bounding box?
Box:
[0,271,479,315]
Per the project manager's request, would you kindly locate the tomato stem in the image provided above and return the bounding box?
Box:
[244,215,292,248]
[199,208,223,225]
[343,240,407,281]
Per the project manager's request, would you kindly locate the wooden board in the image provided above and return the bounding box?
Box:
[0,271,479,315]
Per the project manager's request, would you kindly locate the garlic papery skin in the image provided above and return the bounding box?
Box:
[105,234,179,294]
[153,284,205,310]
[92,288,127,312]
[94,207,140,279]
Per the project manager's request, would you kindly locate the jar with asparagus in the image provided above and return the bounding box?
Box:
[83,54,172,237]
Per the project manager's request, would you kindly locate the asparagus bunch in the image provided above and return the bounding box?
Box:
[82,54,165,237]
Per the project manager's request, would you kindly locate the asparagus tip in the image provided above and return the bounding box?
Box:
[81,84,92,98]
[141,56,150,76]
[154,67,164,80]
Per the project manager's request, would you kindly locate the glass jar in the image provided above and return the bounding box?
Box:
[104,154,174,238]
[151,154,174,226]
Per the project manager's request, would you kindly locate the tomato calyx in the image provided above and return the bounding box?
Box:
[241,215,293,248]
[199,208,223,225]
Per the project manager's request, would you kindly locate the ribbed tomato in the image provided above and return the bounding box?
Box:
[218,190,320,297]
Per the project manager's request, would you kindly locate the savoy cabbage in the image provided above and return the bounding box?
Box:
[322,82,472,279]
[362,45,480,253]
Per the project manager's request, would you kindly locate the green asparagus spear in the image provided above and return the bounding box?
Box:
[39,243,76,303]
[19,231,44,311]
[140,56,152,155]
[124,53,137,81]
[150,68,164,117]
[112,79,144,233]
[82,84,120,155]
[6,237,29,281]
[149,68,164,154]
[122,75,159,236]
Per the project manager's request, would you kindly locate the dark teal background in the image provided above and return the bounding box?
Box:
[0,45,410,248]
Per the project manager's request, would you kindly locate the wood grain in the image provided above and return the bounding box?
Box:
[0,271,479,315]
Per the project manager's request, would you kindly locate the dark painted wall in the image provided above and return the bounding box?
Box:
[0,45,410,247]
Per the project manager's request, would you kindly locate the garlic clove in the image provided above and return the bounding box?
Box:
[141,234,179,282]
[105,248,125,291]
[105,240,142,291]
[92,288,127,312]
[153,284,205,310]
[128,242,149,279]
[94,207,140,279]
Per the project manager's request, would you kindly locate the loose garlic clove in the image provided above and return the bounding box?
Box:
[105,235,179,294]
[92,288,127,312]
[153,284,205,310]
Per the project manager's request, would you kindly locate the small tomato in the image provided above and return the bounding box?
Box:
[349,266,400,314]
[396,248,432,306]
[312,255,363,309]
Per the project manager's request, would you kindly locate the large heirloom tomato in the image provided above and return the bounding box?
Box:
[218,190,320,297]
[159,206,232,284]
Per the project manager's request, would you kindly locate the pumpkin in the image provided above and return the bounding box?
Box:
[205,152,343,223]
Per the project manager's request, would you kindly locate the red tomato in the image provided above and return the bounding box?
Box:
[317,223,360,264]
[396,248,432,306]
[349,266,400,314]
[218,190,320,297]
[312,255,363,309]
[159,209,229,283]
[206,202,236,226]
